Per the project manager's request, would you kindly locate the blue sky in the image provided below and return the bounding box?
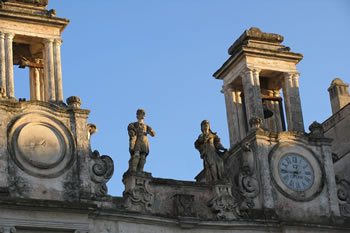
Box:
[15,0,350,196]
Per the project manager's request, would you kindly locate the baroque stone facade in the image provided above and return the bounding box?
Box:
[0,1,349,233]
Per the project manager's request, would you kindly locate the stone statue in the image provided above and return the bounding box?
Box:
[127,109,155,173]
[195,120,227,182]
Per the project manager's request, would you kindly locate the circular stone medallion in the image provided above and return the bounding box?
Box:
[17,123,65,169]
[269,143,323,202]
[8,113,74,178]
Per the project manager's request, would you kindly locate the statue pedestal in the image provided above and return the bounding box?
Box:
[122,171,154,213]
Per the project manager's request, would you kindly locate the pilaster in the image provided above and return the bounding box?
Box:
[54,39,63,101]
[5,33,14,99]
[44,38,56,101]
[0,32,6,96]
[223,85,247,146]
[282,72,304,132]
[241,68,264,128]
[29,67,41,100]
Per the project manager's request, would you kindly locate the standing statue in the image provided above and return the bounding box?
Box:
[127,109,156,173]
[195,120,227,182]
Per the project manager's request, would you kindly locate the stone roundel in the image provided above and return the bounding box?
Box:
[8,113,75,178]
[269,142,323,202]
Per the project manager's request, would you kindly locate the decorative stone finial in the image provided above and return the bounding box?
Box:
[308,121,324,138]
[66,96,81,109]
[88,123,97,136]
[249,117,262,129]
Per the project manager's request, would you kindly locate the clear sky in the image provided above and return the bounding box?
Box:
[14,0,350,196]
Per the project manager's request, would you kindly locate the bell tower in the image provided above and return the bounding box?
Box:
[214,28,340,222]
[0,0,114,201]
[214,27,304,146]
[0,0,67,102]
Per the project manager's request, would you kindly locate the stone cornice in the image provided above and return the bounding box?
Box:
[213,46,303,80]
[0,100,90,115]
[0,8,69,31]
[323,103,350,132]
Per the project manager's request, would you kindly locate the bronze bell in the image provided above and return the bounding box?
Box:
[263,101,274,119]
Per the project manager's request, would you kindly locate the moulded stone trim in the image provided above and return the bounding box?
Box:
[268,142,324,202]
[7,112,75,178]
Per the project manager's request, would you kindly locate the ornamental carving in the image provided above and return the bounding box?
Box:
[90,150,114,197]
[173,194,196,217]
[123,174,154,212]
[336,176,350,217]
[238,143,259,209]
[208,184,240,220]
[308,121,324,138]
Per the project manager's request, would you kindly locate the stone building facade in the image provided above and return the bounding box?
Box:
[0,1,349,232]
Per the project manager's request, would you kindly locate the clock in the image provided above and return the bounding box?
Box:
[278,153,314,192]
[270,143,323,201]
[8,113,75,178]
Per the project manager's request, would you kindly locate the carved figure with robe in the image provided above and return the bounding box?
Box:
[195,120,227,182]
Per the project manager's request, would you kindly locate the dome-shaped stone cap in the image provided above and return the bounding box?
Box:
[328,78,349,91]
[331,78,347,86]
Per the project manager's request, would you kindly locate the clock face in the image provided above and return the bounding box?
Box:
[270,143,323,201]
[278,154,314,192]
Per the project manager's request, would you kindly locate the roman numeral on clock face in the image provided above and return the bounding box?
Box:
[278,154,314,192]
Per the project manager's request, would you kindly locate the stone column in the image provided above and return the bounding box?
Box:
[29,67,35,99]
[54,39,63,101]
[40,68,45,101]
[282,72,304,132]
[30,67,41,100]
[0,32,6,96]
[5,33,15,98]
[273,90,283,132]
[235,90,247,139]
[241,68,264,128]
[44,38,56,101]
[223,86,239,146]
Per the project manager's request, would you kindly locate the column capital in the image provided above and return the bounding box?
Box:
[43,38,54,44]
[273,90,281,97]
[241,67,260,76]
[284,72,299,78]
[0,32,5,39]
[284,72,300,87]
[5,33,15,40]
[221,85,234,93]
[54,38,63,46]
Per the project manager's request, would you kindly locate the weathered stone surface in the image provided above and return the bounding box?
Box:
[4,0,48,7]
[214,28,305,147]
[127,109,155,173]
[328,78,350,114]
[122,172,154,212]
[194,120,227,183]
[0,1,348,231]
